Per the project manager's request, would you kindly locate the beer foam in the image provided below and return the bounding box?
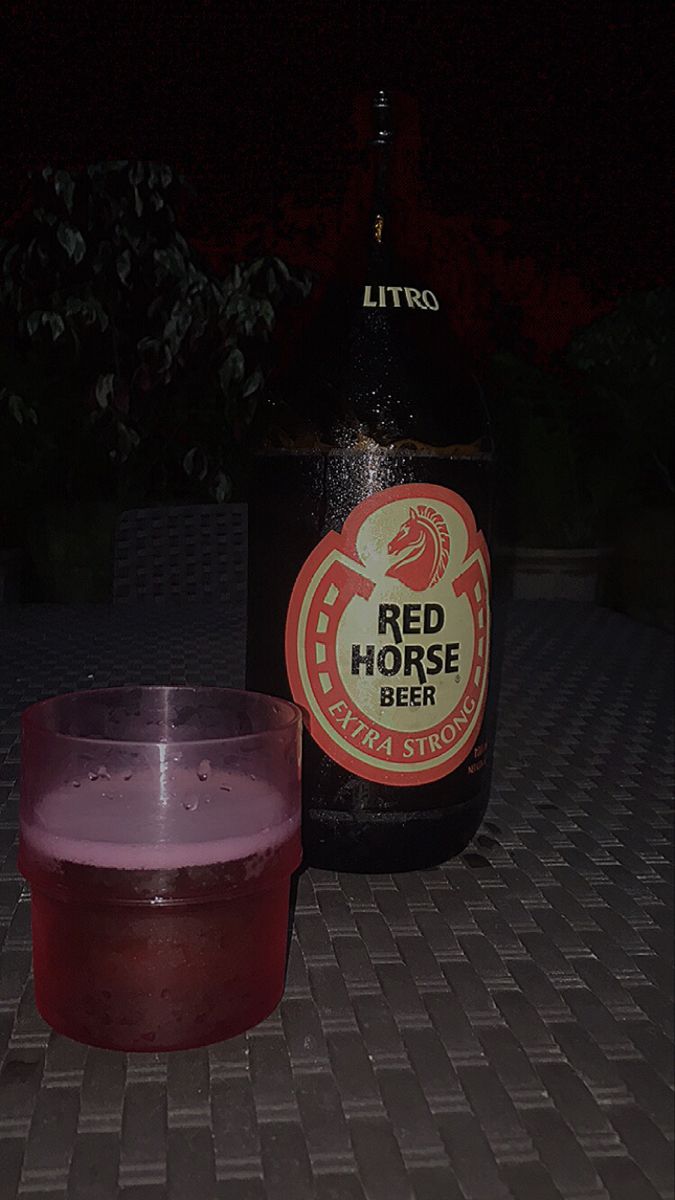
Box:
[22,769,298,870]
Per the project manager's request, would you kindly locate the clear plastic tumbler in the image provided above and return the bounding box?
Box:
[19,686,302,1051]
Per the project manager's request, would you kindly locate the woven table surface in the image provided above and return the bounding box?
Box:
[0,600,672,1200]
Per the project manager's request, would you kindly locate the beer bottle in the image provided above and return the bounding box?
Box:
[247,92,496,871]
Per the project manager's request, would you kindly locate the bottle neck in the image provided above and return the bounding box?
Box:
[368,91,394,263]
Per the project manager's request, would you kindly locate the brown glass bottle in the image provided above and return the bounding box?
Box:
[247,92,496,871]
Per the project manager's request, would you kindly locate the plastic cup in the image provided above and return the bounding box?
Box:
[19,686,302,1052]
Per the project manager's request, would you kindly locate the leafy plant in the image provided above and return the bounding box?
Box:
[489,352,600,548]
[0,161,311,512]
[490,287,674,549]
[567,287,675,503]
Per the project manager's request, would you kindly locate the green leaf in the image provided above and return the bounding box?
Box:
[117,422,140,461]
[40,311,65,340]
[243,368,263,398]
[182,446,207,481]
[116,249,131,285]
[137,335,158,356]
[78,298,109,332]
[95,373,115,410]
[54,170,75,213]
[3,244,19,278]
[162,304,192,357]
[260,299,275,330]
[8,393,24,424]
[26,310,42,336]
[218,347,245,392]
[57,223,86,264]
[34,207,57,227]
[153,246,184,279]
[3,390,38,427]
[214,471,231,503]
[272,256,290,280]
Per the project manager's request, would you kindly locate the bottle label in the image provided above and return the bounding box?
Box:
[285,483,490,787]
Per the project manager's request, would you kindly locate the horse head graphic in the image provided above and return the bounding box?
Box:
[386,505,450,591]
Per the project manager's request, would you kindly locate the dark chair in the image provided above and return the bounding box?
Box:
[113,504,247,605]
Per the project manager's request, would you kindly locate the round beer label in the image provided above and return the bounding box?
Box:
[285,483,491,787]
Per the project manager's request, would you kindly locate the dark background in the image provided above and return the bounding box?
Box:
[0,1,672,618]
[2,0,671,345]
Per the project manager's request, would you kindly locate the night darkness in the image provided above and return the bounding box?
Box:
[2,1,671,325]
[0,1,673,613]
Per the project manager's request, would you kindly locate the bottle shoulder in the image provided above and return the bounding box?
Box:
[262,270,493,454]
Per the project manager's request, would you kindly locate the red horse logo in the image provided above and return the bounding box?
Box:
[386,505,450,591]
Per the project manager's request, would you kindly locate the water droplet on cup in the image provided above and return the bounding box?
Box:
[183,799,199,812]
[197,758,210,782]
[88,771,99,782]
[219,784,231,792]
[97,765,111,780]
[249,773,256,780]
[72,780,81,788]
[123,770,133,781]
